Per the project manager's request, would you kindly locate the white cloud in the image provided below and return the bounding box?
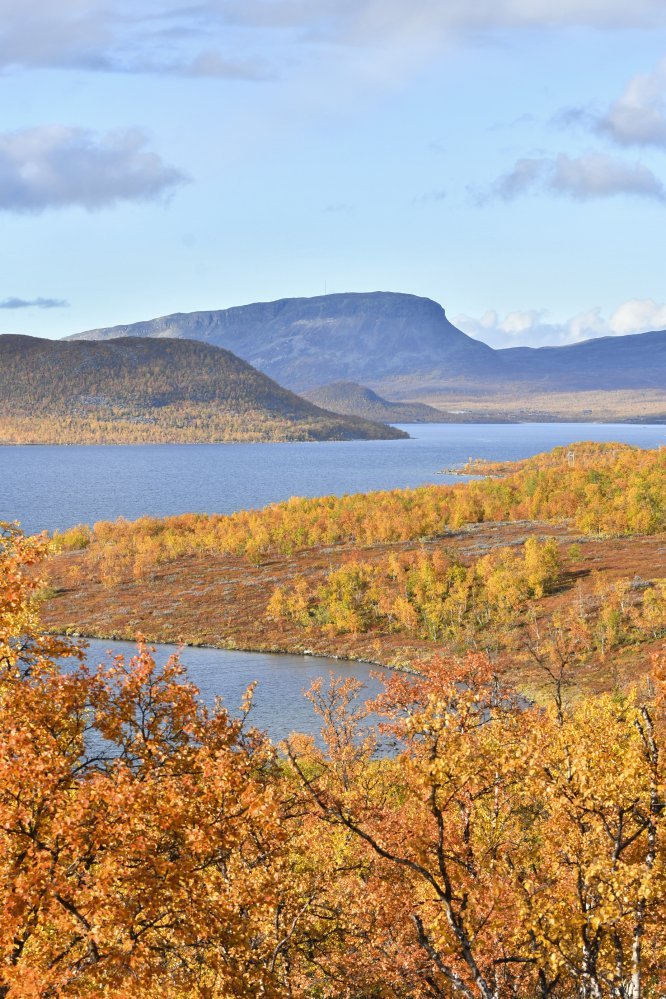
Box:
[0,126,187,213]
[0,1,274,77]
[479,152,666,203]
[480,157,544,202]
[454,298,666,348]
[597,57,666,147]
[610,298,666,334]
[216,0,666,36]
[551,152,665,200]
[558,57,666,149]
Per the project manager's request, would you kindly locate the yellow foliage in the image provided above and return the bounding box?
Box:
[55,444,665,581]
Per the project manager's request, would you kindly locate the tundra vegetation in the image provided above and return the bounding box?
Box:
[53,442,665,563]
[1,522,665,997]
[44,444,665,694]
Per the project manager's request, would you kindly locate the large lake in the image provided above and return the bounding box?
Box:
[7,422,664,740]
[2,422,664,535]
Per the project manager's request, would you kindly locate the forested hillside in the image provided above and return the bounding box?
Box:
[0,335,407,444]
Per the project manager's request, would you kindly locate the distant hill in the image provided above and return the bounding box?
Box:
[67,291,666,402]
[497,330,666,391]
[303,382,449,423]
[0,335,407,444]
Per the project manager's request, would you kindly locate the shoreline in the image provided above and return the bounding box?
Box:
[40,516,665,698]
[50,626,390,670]
[2,417,666,450]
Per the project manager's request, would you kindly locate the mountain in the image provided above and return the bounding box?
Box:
[303,382,450,423]
[67,291,498,392]
[0,335,407,444]
[67,291,666,399]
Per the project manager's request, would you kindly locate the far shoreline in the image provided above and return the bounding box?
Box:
[1,412,665,450]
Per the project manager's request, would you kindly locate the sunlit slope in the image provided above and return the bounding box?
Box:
[67,291,666,397]
[0,335,408,443]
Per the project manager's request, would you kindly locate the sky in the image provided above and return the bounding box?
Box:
[2,0,666,348]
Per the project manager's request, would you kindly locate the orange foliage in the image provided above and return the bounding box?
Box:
[288,651,666,997]
[0,524,309,996]
[2,524,666,996]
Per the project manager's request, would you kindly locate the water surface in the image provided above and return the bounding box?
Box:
[82,638,388,745]
[23,423,664,736]
[2,423,664,534]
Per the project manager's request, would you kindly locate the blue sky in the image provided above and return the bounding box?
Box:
[2,0,666,347]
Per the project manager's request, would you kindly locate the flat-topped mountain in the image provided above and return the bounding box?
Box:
[67,291,666,400]
[68,291,498,392]
[0,335,407,444]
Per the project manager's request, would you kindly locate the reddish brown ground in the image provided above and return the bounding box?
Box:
[39,520,666,696]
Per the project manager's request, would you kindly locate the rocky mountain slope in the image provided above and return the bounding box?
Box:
[67,292,498,392]
[0,335,407,444]
[67,291,666,398]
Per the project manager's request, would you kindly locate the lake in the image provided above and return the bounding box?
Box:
[10,421,665,741]
[1,422,664,534]
[81,638,390,745]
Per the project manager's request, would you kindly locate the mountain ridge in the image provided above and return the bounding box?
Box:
[496,329,666,390]
[67,291,498,391]
[66,291,666,398]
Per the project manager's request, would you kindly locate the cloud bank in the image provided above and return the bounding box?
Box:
[454,298,666,348]
[0,126,187,213]
[558,57,666,149]
[0,296,68,309]
[0,1,273,78]
[1,0,666,77]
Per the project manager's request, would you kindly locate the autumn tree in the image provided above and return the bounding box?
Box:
[287,651,666,997]
[0,524,317,996]
[1,520,665,996]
